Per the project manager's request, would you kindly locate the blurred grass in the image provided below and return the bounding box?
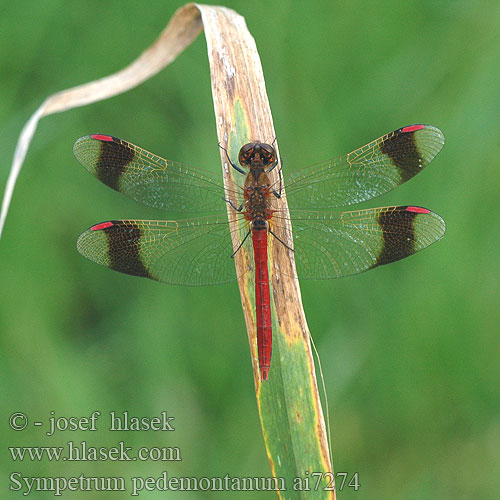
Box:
[1,0,499,498]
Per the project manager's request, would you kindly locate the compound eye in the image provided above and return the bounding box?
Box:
[261,145,276,162]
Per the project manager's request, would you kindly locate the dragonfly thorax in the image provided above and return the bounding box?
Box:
[243,167,273,222]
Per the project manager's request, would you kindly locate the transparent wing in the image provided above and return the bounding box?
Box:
[272,205,446,279]
[77,216,252,286]
[283,125,445,209]
[77,207,445,284]
[73,134,240,213]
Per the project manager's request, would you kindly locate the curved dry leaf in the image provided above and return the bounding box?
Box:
[1,3,333,494]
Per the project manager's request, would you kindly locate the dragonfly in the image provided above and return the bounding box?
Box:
[74,124,445,380]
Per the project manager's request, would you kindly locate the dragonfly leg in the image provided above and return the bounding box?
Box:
[266,139,281,174]
[218,143,245,174]
[269,228,294,252]
[222,197,243,212]
[267,156,280,173]
[271,159,283,198]
[231,229,252,258]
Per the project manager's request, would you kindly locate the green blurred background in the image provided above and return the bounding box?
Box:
[1,0,499,498]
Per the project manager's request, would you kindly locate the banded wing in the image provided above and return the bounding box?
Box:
[283,125,444,209]
[272,206,445,279]
[74,134,233,213]
[77,216,250,286]
[77,207,445,284]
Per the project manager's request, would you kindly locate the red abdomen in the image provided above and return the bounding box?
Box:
[252,228,271,380]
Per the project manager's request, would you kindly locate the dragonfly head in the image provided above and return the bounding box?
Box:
[238,142,277,170]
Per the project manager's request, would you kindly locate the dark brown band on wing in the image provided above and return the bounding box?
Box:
[102,221,152,278]
[374,207,418,267]
[380,129,422,183]
[96,138,134,191]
